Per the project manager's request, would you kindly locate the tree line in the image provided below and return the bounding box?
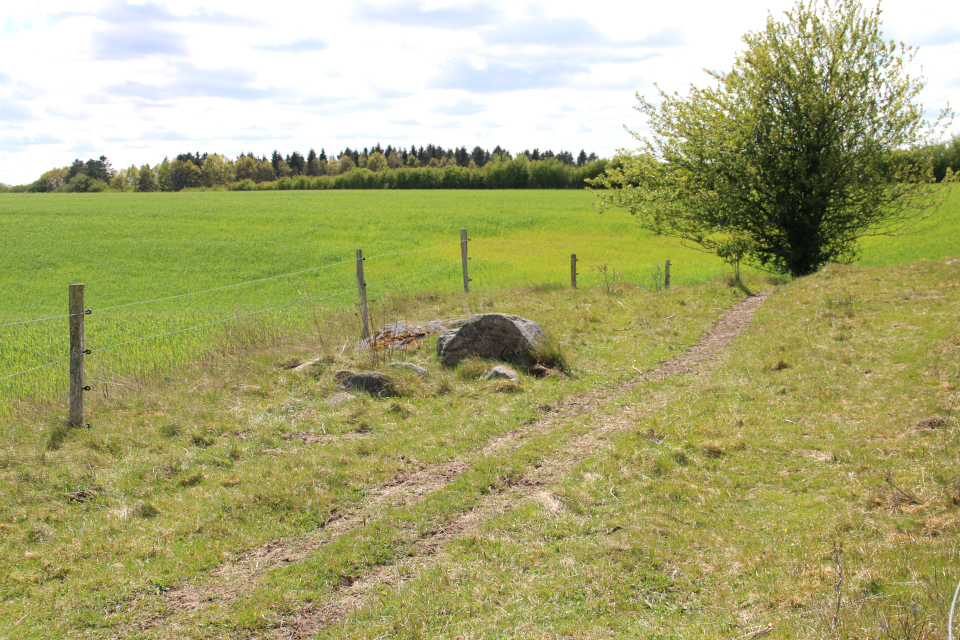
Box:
[5,144,606,193]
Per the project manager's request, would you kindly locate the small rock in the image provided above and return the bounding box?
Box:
[388,362,428,377]
[484,366,520,382]
[294,358,323,372]
[333,370,355,382]
[529,364,559,378]
[327,392,356,407]
[335,372,395,397]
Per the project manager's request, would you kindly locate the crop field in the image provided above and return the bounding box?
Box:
[0,189,720,407]
[1,186,957,410]
[0,187,958,638]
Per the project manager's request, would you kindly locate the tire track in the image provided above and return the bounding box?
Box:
[117,292,771,637]
[260,291,772,639]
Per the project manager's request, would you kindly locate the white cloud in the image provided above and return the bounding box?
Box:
[0,0,955,184]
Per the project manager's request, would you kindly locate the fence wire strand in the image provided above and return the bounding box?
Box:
[2,241,467,327]
[89,288,355,355]
[3,245,471,385]
[0,311,86,329]
[365,261,460,288]
[89,258,355,314]
[0,357,69,383]
[364,240,465,262]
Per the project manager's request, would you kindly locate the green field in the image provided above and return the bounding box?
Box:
[0,188,958,637]
[1,187,958,407]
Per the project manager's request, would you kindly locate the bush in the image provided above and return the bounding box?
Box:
[229,179,256,191]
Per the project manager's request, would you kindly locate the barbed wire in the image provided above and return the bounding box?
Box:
[89,258,355,314]
[365,239,465,262]
[88,287,356,355]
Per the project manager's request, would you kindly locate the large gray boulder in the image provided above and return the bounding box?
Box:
[438,313,545,367]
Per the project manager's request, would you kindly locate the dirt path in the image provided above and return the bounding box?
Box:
[118,291,772,638]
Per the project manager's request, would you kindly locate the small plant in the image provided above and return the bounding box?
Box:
[179,472,203,488]
[456,358,489,381]
[191,432,215,447]
[594,262,621,294]
[133,501,161,519]
[528,331,572,376]
[46,422,71,451]
[649,263,663,292]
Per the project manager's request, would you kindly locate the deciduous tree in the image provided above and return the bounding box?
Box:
[201,154,235,187]
[593,0,952,277]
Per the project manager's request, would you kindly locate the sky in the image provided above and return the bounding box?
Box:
[0,0,958,185]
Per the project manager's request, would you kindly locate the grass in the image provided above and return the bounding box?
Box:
[311,259,960,640]
[2,187,959,637]
[2,186,958,406]
[0,272,747,638]
[0,189,736,406]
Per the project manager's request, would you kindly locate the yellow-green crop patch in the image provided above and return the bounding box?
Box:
[1,189,739,408]
[4,187,959,412]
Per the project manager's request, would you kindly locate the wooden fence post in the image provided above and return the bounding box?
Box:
[69,283,85,427]
[664,260,671,289]
[356,250,370,339]
[460,228,470,293]
[571,254,578,289]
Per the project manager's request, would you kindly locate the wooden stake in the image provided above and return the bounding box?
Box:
[571,254,578,289]
[664,259,671,289]
[69,283,85,427]
[356,249,369,339]
[460,228,470,293]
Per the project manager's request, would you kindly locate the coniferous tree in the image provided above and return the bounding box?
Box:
[287,151,306,175]
[470,146,486,167]
[138,164,156,192]
[306,149,321,177]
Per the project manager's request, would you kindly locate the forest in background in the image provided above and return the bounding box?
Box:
[3,143,609,193]
[9,134,959,194]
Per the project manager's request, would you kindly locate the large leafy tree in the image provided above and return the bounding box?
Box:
[593,0,952,277]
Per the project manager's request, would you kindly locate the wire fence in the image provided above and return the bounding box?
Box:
[1,231,678,414]
[0,238,471,391]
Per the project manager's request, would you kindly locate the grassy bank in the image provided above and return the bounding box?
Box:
[1,272,747,637]
[0,252,956,637]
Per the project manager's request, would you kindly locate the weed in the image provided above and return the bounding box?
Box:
[594,262,622,294]
[456,358,489,381]
[179,472,203,488]
[649,263,663,291]
[191,432,215,447]
[529,331,572,375]
[133,502,161,519]
[46,422,71,451]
